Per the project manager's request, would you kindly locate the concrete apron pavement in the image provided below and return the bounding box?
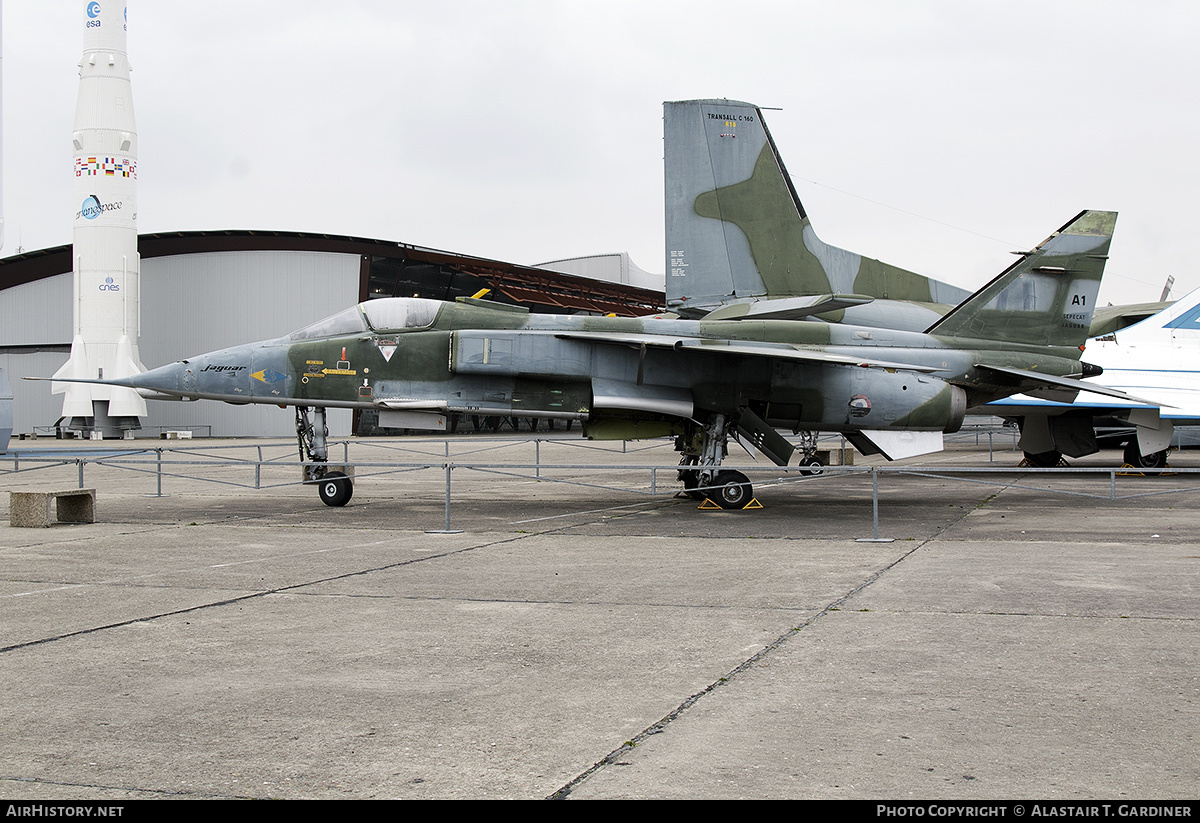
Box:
[0,437,1196,799]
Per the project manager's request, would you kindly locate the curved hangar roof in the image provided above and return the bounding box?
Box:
[0,229,665,317]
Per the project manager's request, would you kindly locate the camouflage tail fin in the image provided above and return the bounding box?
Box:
[663,98,968,317]
[925,210,1118,349]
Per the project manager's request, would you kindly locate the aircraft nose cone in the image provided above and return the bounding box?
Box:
[127,361,190,396]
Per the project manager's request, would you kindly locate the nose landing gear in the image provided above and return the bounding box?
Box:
[297,406,354,507]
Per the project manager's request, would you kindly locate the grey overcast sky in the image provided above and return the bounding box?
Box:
[4,0,1197,306]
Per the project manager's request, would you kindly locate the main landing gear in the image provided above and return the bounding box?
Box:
[1022,449,1065,468]
[1021,444,1170,470]
[297,406,353,507]
[675,413,753,510]
[1123,441,1169,470]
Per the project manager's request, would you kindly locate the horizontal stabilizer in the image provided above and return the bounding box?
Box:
[974,364,1167,407]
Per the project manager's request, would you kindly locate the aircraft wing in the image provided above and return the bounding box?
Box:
[701,294,875,321]
[553,332,945,372]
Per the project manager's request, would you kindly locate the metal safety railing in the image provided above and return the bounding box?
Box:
[1,432,1196,537]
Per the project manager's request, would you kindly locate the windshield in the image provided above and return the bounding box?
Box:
[287,306,367,341]
[360,298,442,331]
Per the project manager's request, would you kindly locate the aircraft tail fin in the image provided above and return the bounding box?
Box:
[663,98,969,317]
[1160,275,1175,302]
[925,210,1117,349]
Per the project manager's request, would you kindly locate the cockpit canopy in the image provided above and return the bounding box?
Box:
[361,298,443,332]
[288,298,443,340]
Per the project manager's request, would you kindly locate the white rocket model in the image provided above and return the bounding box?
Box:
[52,1,147,434]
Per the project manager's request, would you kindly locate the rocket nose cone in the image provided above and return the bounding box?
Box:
[83,1,130,52]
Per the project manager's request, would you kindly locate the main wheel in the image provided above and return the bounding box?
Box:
[708,470,752,510]
[798,455,824,476]
[1124,442,1168,470]
[317,471,353,507]
[1023,450,1062,468]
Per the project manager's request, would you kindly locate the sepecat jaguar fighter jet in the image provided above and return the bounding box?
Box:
[43,210,1140,508]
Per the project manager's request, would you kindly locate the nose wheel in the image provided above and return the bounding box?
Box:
[317,470,354,507]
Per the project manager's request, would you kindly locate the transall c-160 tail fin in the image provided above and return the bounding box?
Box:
[663,98,970,319]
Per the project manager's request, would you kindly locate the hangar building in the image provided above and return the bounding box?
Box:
[0,231,664,438]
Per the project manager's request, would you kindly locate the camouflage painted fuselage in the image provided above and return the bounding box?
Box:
[115,296,1087,440]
